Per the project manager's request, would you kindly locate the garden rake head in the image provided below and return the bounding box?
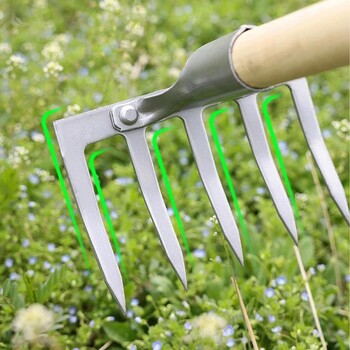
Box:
[53,14,349,314]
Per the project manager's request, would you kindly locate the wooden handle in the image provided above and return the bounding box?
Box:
[232,0,350,88]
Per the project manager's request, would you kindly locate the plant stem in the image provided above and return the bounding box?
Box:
[294,245,327,350]
[231,276,259,350]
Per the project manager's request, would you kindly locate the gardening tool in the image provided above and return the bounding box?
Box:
[52,0,349,313]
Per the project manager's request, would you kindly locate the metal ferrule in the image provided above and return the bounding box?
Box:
[112,25,262,131]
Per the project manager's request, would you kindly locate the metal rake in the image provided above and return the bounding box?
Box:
[51,1,349,313]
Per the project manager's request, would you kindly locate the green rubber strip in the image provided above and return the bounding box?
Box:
[152,128,193,265]
[41,108,91,271]
[88,149,128,280]
[209,108,254,254]
[262,94,305,236]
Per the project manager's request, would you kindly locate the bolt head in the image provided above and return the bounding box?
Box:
[119,105,139,125]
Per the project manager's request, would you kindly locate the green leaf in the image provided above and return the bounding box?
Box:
[103,322,137,344]
[36,266,65,303]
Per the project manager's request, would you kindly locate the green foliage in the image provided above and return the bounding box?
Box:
[0,0,349,349]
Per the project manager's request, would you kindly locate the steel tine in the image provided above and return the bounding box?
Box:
[124,128,187,288]
[287,78,350,225]
[53,120,126,314]
[181,107,244,265]
[236,94,298,243]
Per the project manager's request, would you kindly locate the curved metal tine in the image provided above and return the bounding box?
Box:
[286,78,350,225]
[53,110,126,314]
[124,128,187,288]
[236,94,298,244]
[181,107,244,265]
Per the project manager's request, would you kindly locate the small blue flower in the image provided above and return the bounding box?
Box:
[53,304,62,313]
[268,315,276,323]
[309,267,316,276]
[10,272,20,281]
[223,324,235,337]
[69,315,78,324]
[202,229,209,237]
[47,243,56,252]
[28,213,35,221]
[110,210,119,219]
[115,177,133,186]
[193,248,206,259]
[59,224,67,232]
[152,341,162,350]
[61,254,70,263]
[106,316,115,321]
[82,270,90,277]
[135,316,142,324]
[165,331,172,337]
[301,290,309,301]
[28,256,37,265]
[276,275,287,286]
[176,310,185,316]
[272,326,282,334]
[167,208,174,216]
[226,338,235,347]
[68,306,77,315]
[43,261,51,270]
[255,313,263,322]
[84,285,93,293]
[241,337,248,344]
[184,322,192,331]
[265,287,275,298]
[89,320,95,327]
[126,310,133,318]
[131,298,139,307]
[22,239,30,247]
[256,187,267,195]
[312,329,320,337]
[130,345,137,350]
[5,258,14,268]
[278,141,289,155]
[28,174,39,185]
[344,274,350,283]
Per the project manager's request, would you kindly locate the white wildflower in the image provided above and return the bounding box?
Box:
[126,22,144,37]
[120,40,136,51]
[99,0,121,12]
[295,193,308,202]
[0,42,11,54]
[12,304,54,343]
[64,104,81,117]
[42,41,63,60]
[55,33,70,45]
[184,312,227,346]
[9,146,30,168]
[332,119,350,140]
[43,61,63,78]
[35,168,55,182]
[132,5,146,17]
[7,54,27,72]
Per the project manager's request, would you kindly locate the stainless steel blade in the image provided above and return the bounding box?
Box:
[53,106,126,314]
[181,107,244,265]
[287,78,350,225]
[124,128,187,288]
[236,95,298,243]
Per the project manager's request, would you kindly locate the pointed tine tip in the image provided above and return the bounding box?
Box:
[175,256,188,290]
[286,218,298,246]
